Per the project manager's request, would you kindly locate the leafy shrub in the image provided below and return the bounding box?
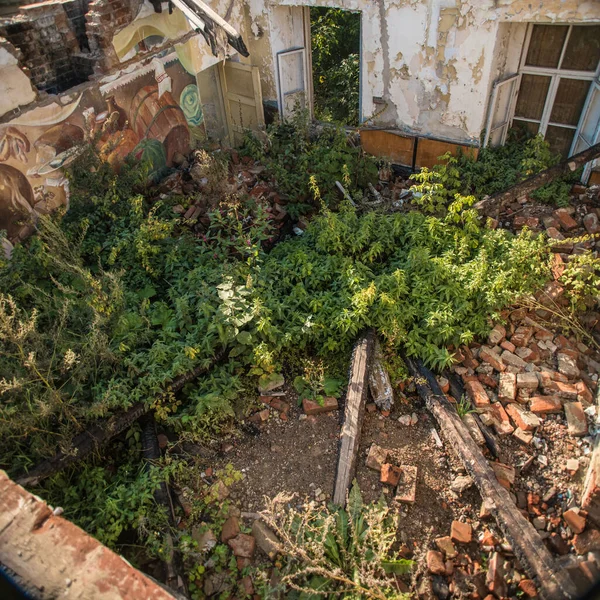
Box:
[258,483,411,599]
[455,134,576,205]
[242,114,378,216]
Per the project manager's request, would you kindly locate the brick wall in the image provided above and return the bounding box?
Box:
[0,2,90,94]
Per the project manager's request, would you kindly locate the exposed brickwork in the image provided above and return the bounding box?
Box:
[0,1,92,94]
[0,470,175,600]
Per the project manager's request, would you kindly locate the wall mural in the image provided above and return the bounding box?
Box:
[0,52,203,246]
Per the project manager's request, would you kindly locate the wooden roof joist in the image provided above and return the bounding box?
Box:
[170,0,249,58]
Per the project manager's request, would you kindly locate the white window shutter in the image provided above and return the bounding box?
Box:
[484,74,520,148]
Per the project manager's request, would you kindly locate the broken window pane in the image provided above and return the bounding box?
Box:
[511,119,540,139]
[550,78,591,126]
[514,74,551,120]
[545,125,575,158]
[561,25,600,72]
[525,24,568,69]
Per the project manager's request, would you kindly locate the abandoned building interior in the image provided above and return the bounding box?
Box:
[1,0,600,598]
[0,0,597,243]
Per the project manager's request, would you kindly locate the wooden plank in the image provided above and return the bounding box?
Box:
[404,355,578,600]
[333,331,375,506]
[359,130,414,167]
[415,137,478,169]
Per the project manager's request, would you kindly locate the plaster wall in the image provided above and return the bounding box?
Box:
[244,0,600,144]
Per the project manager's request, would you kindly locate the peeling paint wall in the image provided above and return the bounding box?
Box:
[248,0,599,144]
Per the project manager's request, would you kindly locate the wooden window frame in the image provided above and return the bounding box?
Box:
[512,23,600,156]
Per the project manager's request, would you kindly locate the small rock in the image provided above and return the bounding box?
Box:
[519,579,538,597]
[564,509,586,534]
[221,516,240,542]
[251,520,280,560]
[435,536,457,558]
[366,444,389,471]
[450,475,474,494]
[398,414,412,426]
[566,458,580,472]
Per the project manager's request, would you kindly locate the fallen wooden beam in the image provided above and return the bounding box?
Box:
[582,385,600,528]
[475,142,600,217]
[333,330,375,505]
[17,351,224,487]
[445,370,500,458]
[404,354,578,600]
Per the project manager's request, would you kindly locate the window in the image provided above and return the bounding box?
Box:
[511,24,600,157]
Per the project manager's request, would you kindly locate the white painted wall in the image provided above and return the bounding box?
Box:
[242,0,600,144]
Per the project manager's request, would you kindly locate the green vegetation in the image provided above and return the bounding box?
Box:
[310,7,361,126]
[260,483,412,599]
[4,118,589,596]
[450,134,580,206]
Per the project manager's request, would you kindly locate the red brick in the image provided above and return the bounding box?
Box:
[435,536,457,558]
[221,516,240,542]
[450,520,472,544]
[438,376,450,393]
[565,402,588,436]
[486,403,514,436]
[584,212,600,235]
[500,339,516,353]
[516,372,539,390]
[505,403,541,431]
[519,579,538,597]
[563,509,586,534]
[490,461,516,486]
[576,381,593,405]
[478,373,497,388]
[465,380,490,407]
[551,253,566,280]
[395,465,417,503]
[554,208,578,231]
[248,409,269,423]
[239,575,254,595]
[511,326,534,348]
[553,381,579,400]
[514,216,539,229]
[302,397,338,415]
[479,346,505,372]
[530,395,562,415]
[488,324,506,345]
[380,464,401,486]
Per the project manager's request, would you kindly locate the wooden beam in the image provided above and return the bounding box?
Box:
[475,142,600,217]
[404,355,578,600]
[333,330,375,506]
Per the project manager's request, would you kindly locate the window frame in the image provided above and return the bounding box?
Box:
[511,24,600,156]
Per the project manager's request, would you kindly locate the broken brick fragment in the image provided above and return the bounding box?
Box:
[228,533,256,558]
[565,402,588,437]
[302,397,338,415]
[554,208,578,231]
[450,520,472,544]
[380,463,402,486]
[529,395,562,415]
[563,509,586,534]
[366,444,389,471]
[464,379,490,408]
[426,550,446,575]
[478,346,505,372]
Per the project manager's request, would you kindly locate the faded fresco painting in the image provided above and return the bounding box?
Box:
[0,51,203,244]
